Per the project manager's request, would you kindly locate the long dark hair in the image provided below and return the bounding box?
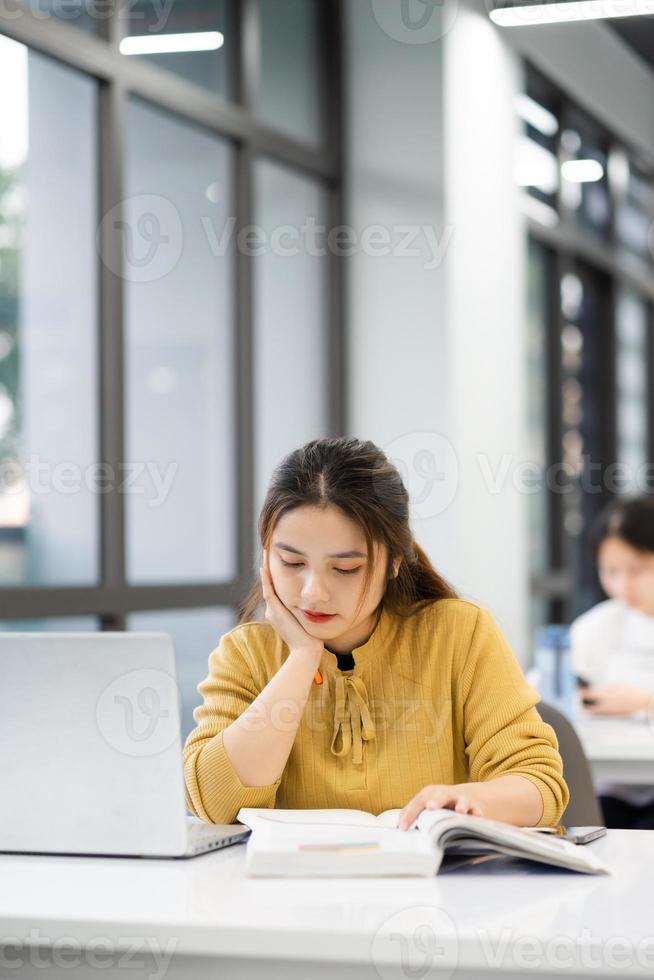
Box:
[238,437,456,624]
[590,495,654,557]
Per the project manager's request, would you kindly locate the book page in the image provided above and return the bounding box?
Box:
[411,808,609,874]
[376,809,402,828]
[237,807,381,829]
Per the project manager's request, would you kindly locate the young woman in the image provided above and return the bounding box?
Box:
[184,438,568,829]
[570,495,654,830]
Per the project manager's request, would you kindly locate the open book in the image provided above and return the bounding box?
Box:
[237,806,609,878]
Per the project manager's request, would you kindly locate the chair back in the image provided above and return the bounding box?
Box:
[537,701,603,826]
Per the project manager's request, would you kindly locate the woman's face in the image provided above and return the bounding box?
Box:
[268,503,398,652]
[597,535,654,617]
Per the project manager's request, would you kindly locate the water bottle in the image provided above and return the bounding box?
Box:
[534,625,575,720]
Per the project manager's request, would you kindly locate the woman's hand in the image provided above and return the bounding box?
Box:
[260,548,324,658]
[582,684,651,716]
[397,784,483,831]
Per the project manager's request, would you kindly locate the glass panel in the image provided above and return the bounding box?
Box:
[560,112,610,241]
[0,616,98,630]
[128,606,235,741]
[519,74,559,224]
[558,264,611,617]
[120,0,234,98]
[21,0,102,34]
[615,288,649,492]
[526,239,549,580]
[0,40,99,586]
[613,152,654,263]
[124,98,236,584]
[252,158,329,521]
[526,239,552,655]
[255,0,322,146]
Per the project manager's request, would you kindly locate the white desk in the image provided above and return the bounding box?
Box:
[0,830,652,980]
[574,715,654,785]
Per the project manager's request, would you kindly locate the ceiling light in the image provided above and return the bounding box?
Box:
[490,1,654,28]
[561,159,604,183]
[515,94,558,136]
[519,193,560,227]
[120,31,224,56]
[516,136,559,194]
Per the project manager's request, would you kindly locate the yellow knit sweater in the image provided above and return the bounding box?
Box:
[183,598,569,827]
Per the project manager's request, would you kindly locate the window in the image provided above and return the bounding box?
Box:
[128,606,235,740]
[0,616,98,630]
[0,39,99,587]
[124,99,236,584]
[120,0,235,98]
[255,0,322,146]
[615,288,649,492]
[0,2,341,634]
[521,65,654,628]
[21,0,102,34]
[252,158,330,519]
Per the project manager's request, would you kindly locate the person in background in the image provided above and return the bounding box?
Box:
[183,437,568,830]
[570,495,654,830]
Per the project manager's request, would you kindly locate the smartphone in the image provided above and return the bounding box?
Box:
[564,826,606,845]
[575,676,598,706]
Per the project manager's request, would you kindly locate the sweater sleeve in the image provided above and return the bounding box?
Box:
[183,629,281,824]
[460,607,569,827]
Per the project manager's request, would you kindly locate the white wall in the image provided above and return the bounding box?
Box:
[345,0,528,656]
[442,3,528,653]
[343,0,453,619]
[344,0,654,661]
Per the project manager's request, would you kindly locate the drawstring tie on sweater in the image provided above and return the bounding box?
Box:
[330,673,376,765]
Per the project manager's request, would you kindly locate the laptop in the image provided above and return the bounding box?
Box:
[0,632,250,858]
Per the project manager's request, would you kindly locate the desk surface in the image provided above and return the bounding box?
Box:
[575,715,654,784]
[0,830,652,978]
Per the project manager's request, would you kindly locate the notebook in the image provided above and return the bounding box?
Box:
[237,806,610,877]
